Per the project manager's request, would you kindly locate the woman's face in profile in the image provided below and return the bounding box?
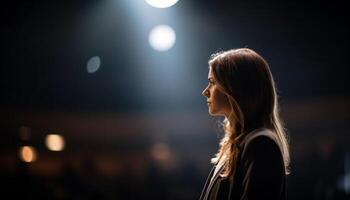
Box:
[202,67,231,117]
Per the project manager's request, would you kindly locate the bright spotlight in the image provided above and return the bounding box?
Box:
[19,146,37,163]
[149,25,176,51]
[145,0,179,8]
[86,56,101,74]
[45,134,65,151]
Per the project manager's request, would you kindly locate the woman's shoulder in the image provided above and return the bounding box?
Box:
[240,128,281,158]
[244,128,277,145]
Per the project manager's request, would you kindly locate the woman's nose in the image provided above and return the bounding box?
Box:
[202,87,209,98]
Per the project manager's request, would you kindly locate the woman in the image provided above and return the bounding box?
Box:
[200,48,290,200]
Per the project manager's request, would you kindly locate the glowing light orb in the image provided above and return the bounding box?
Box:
[145,0,179,8]
[19,146,37,163]
[45,134,65,151]
[87,56,101,74]
[149,25,176,51]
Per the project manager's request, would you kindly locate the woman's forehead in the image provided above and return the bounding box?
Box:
[208,67,213,77]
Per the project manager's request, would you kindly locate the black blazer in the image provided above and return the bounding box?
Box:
[199,128,286,200]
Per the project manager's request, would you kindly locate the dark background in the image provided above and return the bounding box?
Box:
[1,0,349,199]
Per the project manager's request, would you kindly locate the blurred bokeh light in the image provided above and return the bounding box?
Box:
[86,56,101,74]
[18,146,37,163]
[45,134,65,151]
[145,0,179,8]
[148,25,176,51]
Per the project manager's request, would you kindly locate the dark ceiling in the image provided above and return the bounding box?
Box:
[1,0,348,113]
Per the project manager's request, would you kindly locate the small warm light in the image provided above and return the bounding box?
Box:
[150,143,171,161]
[19,146,37,163]
[149,25,176,51]
[86,56,101,74]
[45,134,65,151]
[145,0,179,8]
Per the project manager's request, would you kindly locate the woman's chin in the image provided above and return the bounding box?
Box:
[208,109,219,116]
[208,109,226,117]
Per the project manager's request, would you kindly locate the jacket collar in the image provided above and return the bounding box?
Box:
[199,166,215,200]
[200,164,225,200]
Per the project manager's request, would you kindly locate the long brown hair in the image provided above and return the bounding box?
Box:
[209,48,290,178]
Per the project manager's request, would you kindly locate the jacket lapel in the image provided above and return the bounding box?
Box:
[203,164,225,199]
[199,166,215,200]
